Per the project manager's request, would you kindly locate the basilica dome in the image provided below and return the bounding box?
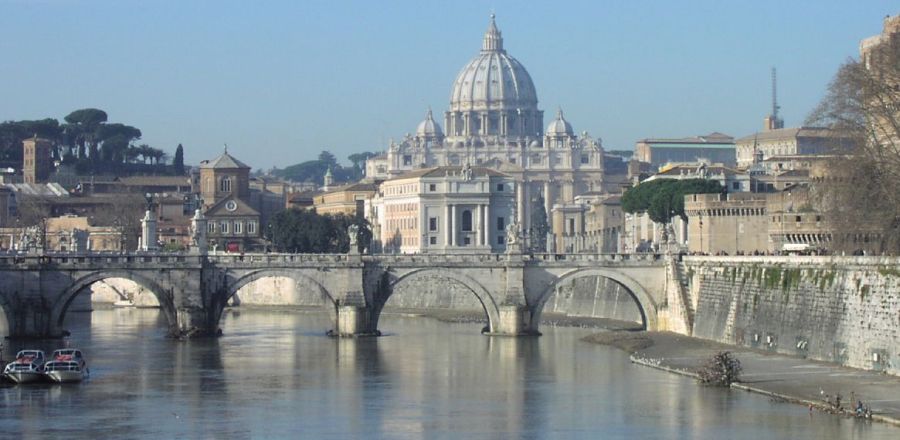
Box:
[449,15,538,113]
[546,108,573,136]
[416,108,443,138]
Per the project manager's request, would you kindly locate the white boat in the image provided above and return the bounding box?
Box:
[3,350,46,384]
[113,299,135,308]
[44,349,88,383]
[44,361,86,383]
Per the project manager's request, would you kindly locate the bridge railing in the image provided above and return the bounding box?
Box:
[206,253,355,264]
[0,252,204,267]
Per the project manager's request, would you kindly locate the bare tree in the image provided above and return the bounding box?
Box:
[806,33,900,254]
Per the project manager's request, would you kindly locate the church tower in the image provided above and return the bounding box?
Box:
[23,135,53,184]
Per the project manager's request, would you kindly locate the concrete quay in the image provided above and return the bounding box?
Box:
[603,332,900,427]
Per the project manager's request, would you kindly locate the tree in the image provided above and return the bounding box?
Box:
[347,151,377,170]
[697,351,742,386]
[806,35,900,253]
[622,179,723,224]
[265,209,370,253]
[172,144,185,175]
[318,150,337,167]
[64,108,107,161]
[529,195,550,252]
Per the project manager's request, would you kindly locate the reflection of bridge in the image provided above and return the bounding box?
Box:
[0,252,685,339]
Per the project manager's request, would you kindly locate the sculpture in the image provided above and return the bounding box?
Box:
[505,221,520,245]
[347,224,359,247]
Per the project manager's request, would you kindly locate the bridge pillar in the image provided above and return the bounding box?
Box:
[332,305,379,337]
[485,305,539,336]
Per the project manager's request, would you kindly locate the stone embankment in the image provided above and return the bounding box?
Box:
[682,256,900,376]
[586,331,900,427]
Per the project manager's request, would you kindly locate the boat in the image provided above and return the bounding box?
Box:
[113,299,135,308]
[44,361,86,383]
[44,349,88,383]
[3,350,46,384]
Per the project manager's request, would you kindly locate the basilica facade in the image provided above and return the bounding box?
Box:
[367,15,622,242]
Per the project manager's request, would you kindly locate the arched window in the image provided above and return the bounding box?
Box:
[461,210,472,231]
[220,177,232,193]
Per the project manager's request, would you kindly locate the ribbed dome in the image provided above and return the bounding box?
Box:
[546,108,573,136]
[449,15,538,112]
[416,108,443,137]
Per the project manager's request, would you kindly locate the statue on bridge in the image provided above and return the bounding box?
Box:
[347,223,360,254]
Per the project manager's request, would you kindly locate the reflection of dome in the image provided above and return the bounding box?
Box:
[416,108,443,138]
[449,15,538,112]
[546,108,573,136]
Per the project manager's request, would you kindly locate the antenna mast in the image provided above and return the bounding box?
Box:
[771,67,779,119]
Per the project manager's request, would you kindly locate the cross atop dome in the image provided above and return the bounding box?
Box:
[482,13,503,52]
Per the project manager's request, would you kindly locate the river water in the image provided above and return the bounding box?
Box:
[0,308,894,439]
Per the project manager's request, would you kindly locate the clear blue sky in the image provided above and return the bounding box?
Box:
[1,1,896,169]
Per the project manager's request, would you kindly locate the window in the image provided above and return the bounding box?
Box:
[220,177,232,193]
[497,236,504,245]
[208,222,216,233]
[429,217,438,231]
[403,155,412,166]
[220,221,229,234]
[461,210,472,231]
[463,237,471,245]
[429,236,437,245]
[581,154,589,164]
[497,216,505,231]
[795,216,802,222]
[248,221,256,234]
[234,221,243,234]
[429,183,436,192]
[497,183,504,192]
[732,182,740,190]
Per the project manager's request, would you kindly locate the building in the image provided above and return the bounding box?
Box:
[684,193,769,255]
[22,136,53,184]
[371,16,622,247]
[735,127,855,168]
[0,214,124,252]
[199,150,262,252]
[634,133,736,167]
[312,182,378,217]
[371,166,515,254]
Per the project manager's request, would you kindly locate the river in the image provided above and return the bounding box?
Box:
[0,308,894,439]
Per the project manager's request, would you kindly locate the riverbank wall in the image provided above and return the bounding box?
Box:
[682,256,900,375]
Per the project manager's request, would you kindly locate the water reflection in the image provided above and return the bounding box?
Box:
[0,308,895,439]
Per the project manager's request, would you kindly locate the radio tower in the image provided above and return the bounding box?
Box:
[764,67,784,131]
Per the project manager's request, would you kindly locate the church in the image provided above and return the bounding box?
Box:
[366,15,626,246]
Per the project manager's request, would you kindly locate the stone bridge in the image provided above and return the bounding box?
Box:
[0,252,684,339]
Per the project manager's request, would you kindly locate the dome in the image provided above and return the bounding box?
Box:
[449,15,538,112]
[546,108,573,136]
[416,108,443,138]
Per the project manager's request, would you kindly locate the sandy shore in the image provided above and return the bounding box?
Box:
[584,330,900,427]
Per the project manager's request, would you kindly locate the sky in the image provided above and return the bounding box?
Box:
[1,0,897,169]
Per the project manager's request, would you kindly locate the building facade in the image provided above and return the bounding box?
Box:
[684,193,769,255]
[634,133,736,167]
[372,166,515,254]
[198,151,262,252]
[735,127,855,168]
[22,136,53,184]
[371,16,620,246]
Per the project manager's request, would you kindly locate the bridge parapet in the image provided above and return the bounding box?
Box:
[0,252,204,269]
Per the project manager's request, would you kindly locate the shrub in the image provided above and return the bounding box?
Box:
[698,351,742,386]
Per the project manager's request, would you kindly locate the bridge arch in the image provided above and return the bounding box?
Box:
[52,270,179,335]
[377,268,500,332]
[532,268,658,331]
[220,269,338,325]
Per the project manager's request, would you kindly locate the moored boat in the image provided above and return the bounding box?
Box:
[44,361,86,383]
[3,350,46,384]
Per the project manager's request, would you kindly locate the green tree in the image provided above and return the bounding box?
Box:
[64,108,108,160]
[529,195,550,252]
[172,144,185,175]
[265,209,371,253]
[622,179,723,224]
[318,150,337,167]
